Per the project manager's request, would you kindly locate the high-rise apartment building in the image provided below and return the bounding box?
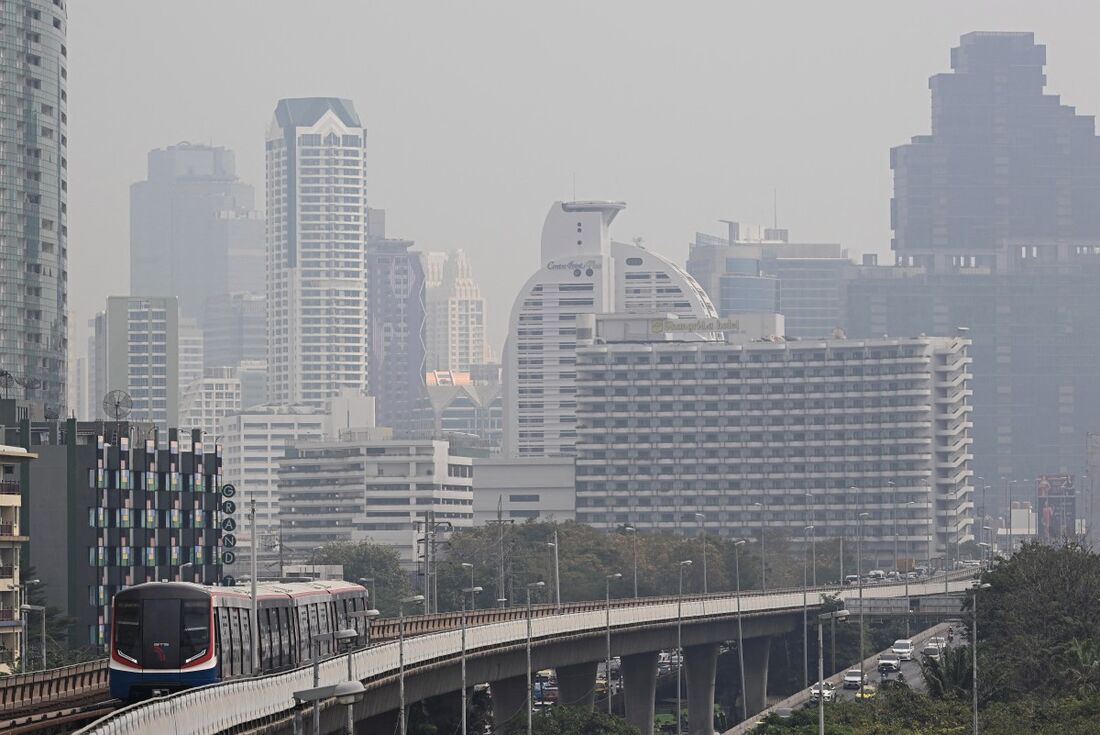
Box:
[574,314,974,566]
[0,1,68,412]
[266,98,370,407]
[130,143,264,321]
[423,250,491,372]
[91,297,180,427]
[687,221,852,339]
[0,445,35,673]
[178,318,204,397]
[368,238,426,431]
[179,367,241,439]
[502,201,717,457]
[891,32,1100,267]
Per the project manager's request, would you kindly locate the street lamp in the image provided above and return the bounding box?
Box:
[525,581,545,735]
[293,680,365,735]
[802,524,814,688]
[624,526,638,598]
[547,532,561,612]
[857,512,870,696]
[179,561,194,582]
[694,513,708,595]
[19,579,39,672]
[732,539,747,723]
[461,584,483,735]
[334,628,359,735]
[904,501,916,637]
[676,560,692,735]
[889,481,898,573]
[806,494,817,586]
[817,609,850,735]
[399,594,425,735]
[973,582,991,735]
[358,577,377,609]
[604,573,621,714]
[751,502,766,590]
[19,604,44,671]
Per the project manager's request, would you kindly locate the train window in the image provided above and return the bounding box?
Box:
[231,608,244,674]
[113,600,141,663]
[299,606,311,659]
[258,609,270,671]
[219,608,234,678]
[142,599,182,669]
[181,601,210,664]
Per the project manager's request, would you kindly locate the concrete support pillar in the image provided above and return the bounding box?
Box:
[684,643,720,735]
[621,651,659,735]
[741,636,772,718]
[491,674,528,731]
[556,660,598,710]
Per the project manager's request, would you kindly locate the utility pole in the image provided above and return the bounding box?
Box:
[249,496,258,672]
[487,497,514,607]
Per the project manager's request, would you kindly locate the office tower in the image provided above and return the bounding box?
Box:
[5,415,222,649]
[415,370,503,452]
[0,2,68,412]
[203,292,266,369]
[266,98,370,407]
[574,314,974,565]
[130,143,264,320]
[278,435,473,568]
[219,405,326,556]
[237,359,268,410]
[502,201,717,458]
[179,367,241,439]
[0,445,35,673]
[91,297,180,427]
[367,237,426,431]
[423,250,492,371]
[686,221,852,339]
[891,32,1100,267]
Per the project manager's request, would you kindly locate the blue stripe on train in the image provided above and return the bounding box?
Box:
[109,665,219,701]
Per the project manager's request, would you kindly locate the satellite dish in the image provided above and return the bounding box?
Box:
[103,390,133,421]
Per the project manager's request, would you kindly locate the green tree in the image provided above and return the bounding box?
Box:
[312,541,412,616]
[18,568,99,670]
[920,643,972,699]
[527,706,640,735]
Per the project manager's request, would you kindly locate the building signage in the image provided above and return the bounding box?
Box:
[547,259,601,272]
[650,318,741,334]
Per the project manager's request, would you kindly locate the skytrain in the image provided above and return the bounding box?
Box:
[108,579,369,700]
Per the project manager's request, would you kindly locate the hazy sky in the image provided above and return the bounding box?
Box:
[67,2,1100,351]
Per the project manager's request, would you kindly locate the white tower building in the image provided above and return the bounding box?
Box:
[423,250,492,372]
[502,201,716,457]
[266,98,370,407]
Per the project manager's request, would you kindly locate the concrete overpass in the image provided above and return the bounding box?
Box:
[80,573,976,735]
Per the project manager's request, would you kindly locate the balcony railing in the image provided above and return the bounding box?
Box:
[0,608,16,621]
[0,565,13,578]
[0,524,14,537]
[0,481,18,495]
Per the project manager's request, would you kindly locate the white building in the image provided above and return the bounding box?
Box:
[573,314,974,567]
[423,250,492,372]
[502,201,717,458]
[277,436,474,568]
[0,445,36,674]
[178,318,205,400]
[266,98,370,407]
[218,404,326,552]
[179,367,241,440]
[472,456,575,524]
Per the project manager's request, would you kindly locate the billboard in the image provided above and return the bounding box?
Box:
[1037,474,1076,540]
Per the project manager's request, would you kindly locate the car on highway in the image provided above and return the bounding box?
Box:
[922,643,942,661]
[808,681,836,703]
[877,654,901,673]
[843,575,860,586]
[930,636,948,649]
[843,668,868,689]
[892,639,915,661]
[855,684,877,700]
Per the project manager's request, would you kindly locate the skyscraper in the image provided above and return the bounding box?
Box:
[891,32,1100,267]
[266,98,370,407]
[423,250,492,372]
[367,237,426,431]
[0,1,68,412]
[91,297,180,428]
[502,201,717,457]
[130,143,264,320]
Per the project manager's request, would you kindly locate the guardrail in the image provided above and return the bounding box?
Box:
[78,572,978,735]
[0,659,108,713]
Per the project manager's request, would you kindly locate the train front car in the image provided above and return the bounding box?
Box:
[109,582,217,700]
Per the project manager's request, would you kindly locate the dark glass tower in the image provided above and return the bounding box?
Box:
[0,1,68,411]
[891,32,1100,267]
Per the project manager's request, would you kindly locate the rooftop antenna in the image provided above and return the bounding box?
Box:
[102,389,132,443]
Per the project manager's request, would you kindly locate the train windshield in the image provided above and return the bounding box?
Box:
[113,600,141,663]
[113,596,210,669]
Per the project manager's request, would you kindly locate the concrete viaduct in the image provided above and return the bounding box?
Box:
[80,574,976,735]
